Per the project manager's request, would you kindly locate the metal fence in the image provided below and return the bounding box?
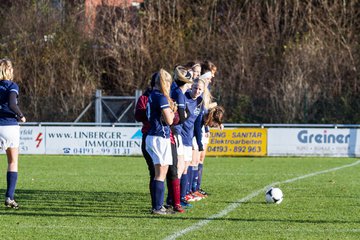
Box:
[73,89,142,124]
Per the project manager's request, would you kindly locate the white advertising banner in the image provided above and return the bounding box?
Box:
[19,127,46,154]
[268,128,360,157]
[19,126,360,157]
[19,126,143,155]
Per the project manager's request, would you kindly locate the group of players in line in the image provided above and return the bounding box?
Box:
[135,61,225,214]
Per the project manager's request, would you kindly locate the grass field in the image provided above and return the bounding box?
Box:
[0,155,359,240]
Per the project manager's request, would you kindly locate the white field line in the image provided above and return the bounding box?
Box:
[164,160,360,240]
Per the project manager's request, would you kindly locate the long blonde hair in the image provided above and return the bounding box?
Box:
[0,59,14,80]
[199,72,215,109]
[174,66,192,84]
[158,69,177,112]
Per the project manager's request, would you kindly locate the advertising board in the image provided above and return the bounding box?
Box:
[267,128,359,157]
[206,128,267,156]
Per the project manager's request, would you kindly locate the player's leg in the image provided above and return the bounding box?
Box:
[166,142,184,212]
[189,141,204,200]
[153,164,169,213]
[146,136,172,214]
[141,134,155,209]
[198,130,210,196]
[180,146,193,208]
[5,147,19,209]
[2,125,20,209]
[198,143,207,194]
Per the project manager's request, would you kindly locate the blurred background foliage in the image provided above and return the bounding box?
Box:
[0,0,359,123]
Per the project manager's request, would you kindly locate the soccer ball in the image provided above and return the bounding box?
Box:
[265,187,283,204]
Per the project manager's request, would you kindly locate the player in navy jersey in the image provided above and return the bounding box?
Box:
[191,61,221,197]
[0,59,26,209]
[145,69,177,215]
[179,78,205,206]
[165,66,193,211]
[192,105,224,196]
[134,73,156,210]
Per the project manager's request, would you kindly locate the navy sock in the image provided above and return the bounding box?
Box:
[180,174,188,199]
[187,166,193,194]
[6,171,18,200]
[153,180,165,210]
[166,177,173,205]
[192,166,199,192]
[149,178,155,209]
[198,163,203,191]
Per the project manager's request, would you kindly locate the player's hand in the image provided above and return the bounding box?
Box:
[171,102,178,113]
[19,116,26,123]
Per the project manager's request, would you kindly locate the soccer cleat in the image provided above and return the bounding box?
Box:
[199,188,208,196]
[4,198,19,209]
[180,199,193,208]
[186,193,202,202]
[163,204,172,209]
[185,194,196,202]
[173,204,185,213]
[165,207,177,214]
[152,206,168,215]
[193,191,206,199]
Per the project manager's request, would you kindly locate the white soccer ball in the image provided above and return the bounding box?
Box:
[265,187,283,204]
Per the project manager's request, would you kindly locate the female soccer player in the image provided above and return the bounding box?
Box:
[179,78,205,206]
[145,69,177,215]
[167,66,193,210]
[192,60,221,197]
[192,105,225,196]
[0,59,26,209]
[134,73,156,210]
[184,61,201,80]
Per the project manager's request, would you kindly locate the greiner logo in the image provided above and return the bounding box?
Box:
[297,130,350,144]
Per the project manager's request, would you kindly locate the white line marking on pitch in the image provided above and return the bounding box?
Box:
[164,160,360,240]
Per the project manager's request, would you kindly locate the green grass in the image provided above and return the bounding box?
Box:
[0,155,359,239]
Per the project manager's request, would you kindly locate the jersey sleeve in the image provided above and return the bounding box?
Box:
[177,92,186,109]
[135,95,148,123]
[9,82,19,95]
[159,95,170,109]
[194,113,204,151]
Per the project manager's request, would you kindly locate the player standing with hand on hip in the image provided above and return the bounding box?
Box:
[0,59,26,209]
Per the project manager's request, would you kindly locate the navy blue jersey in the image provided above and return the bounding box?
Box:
[170,87,186,135]
[181,90,203,146]
[0,80,19,126]
[170,81,177,92]
[147,89,171,138]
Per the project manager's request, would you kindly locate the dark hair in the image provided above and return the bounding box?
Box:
[183,61,201,70]
[201,60,217,75]
[205,106,224,127]
[150,72,158,88]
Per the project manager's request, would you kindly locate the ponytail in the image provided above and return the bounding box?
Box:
[159,69,177,112]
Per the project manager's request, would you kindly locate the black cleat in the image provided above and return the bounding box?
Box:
[199,188,209,196]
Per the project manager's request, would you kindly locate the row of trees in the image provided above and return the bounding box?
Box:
[1,0,359,123]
